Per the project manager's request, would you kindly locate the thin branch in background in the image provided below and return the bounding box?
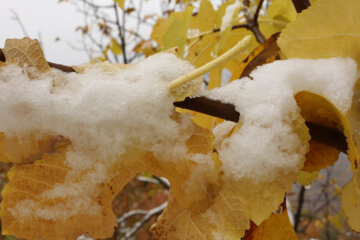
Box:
[189,0,266,44]
[243,0,266,43]
[135,0,143,34]
[37,32,44,52]
[136,175,170,190]
[114,3,128,64]
[125,202,167,239]
[10,9,29,37]
[116,202,167,240]
[294,186,306,232]
[153,176,170,190]
[81,0,114,9]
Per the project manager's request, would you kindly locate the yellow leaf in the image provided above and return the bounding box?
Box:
[341,180,360,232]
[0,110,218,239]
[278,0,360,65]
[212,0,243,56]
[2,38,50,73]
[152,6,193,57]
[267,0,296,23]
[297,170,318,186]
[0,133,61,164]
[189,0,216,31]
[243,203,297,240]
[114,0,124,9]
[302,140,339,172]
[133,40,154,56]
[110,38,122,55]
[230,32,280,81]
[151,183,250,240]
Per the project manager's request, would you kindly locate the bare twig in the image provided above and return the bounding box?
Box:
[81,0,114,9]
[294,186,306,232]
[114,3,128,64]
[153,176,170,189]
[243,0,266,43]
[189,0,266,43]
[253,0,264,25]
[124,202,167,239]
[117,202,167,240]
[10,9,29,37]
[136,176,170,190]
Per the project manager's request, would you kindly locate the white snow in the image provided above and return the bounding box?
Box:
[0,52,202,219]
[208,58,358,182]
[220,1,243,32]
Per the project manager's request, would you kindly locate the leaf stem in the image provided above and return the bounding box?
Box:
[167,35,251,90]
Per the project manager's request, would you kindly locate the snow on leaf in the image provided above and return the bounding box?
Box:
[0,133,61,164]
[207,57,358,227]
[279,0,360,206]
[2,38,50,73]
[0,38,218,239]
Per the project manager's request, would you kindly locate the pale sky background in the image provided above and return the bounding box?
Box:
[0,0,90,65]
[0,0,165,65]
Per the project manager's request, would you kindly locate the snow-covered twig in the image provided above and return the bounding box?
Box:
[117,202,168,240]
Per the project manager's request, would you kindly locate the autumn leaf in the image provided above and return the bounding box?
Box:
[295,91,341,172]
[151,182,251,240]
[278,0,360,200]
[278,0,360,65]
[114,0,124,10]
[110,38,123,55]
[341,180,360,232]
[243,202,297,240]
[230,32,280,81]
[152,6,193,57]
[189,0,216,32]
[2,38,50,72]
[297,170,318,186]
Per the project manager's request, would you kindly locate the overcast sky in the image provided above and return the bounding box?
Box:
[0,0,92,65]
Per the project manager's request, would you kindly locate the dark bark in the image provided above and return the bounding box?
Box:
[291,0,311,13]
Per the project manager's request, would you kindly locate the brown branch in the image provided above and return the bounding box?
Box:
[294,186,306,232]
[291,0,311,13]
[253,0,265,25]
[0,48,348,153]
[192,0,266,43]
[174,97,239,122]
[245,0,266,43]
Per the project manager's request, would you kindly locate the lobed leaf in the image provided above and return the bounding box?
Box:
[2,38,50,73]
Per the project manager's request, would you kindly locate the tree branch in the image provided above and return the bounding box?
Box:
[294,186,306,232]
[0,48,348,153]
[117,202,167,239]
[114,3,128,64]
[291,0,311,13]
